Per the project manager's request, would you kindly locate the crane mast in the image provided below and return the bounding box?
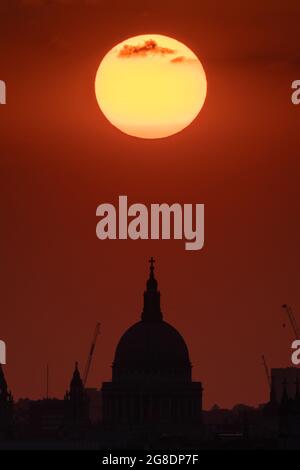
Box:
[83,322,100,387]
[261,354,271,389]
[282,304,300,340]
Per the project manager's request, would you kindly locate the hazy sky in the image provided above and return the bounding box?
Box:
[0,0,300,408]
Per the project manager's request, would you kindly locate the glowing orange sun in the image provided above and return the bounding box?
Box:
[95,34,207,139]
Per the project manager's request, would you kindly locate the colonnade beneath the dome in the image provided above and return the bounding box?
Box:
[102,385,202,425]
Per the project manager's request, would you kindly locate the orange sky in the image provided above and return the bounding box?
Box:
[0,0,300,409]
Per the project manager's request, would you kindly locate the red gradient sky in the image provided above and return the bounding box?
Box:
[0,0,300,409]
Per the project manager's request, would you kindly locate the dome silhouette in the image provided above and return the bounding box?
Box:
[113,320,191,383]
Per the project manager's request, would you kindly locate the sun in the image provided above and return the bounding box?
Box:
[95,34,207,139]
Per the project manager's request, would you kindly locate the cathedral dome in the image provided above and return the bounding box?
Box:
[112,258,192,383]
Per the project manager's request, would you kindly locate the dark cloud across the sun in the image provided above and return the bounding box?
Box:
[117,39,196,64]
[170,56,197,64]
[117,39,175,58]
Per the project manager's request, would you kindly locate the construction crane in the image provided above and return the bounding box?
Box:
[282,304,300,340]
[83,322,100,387]
[261,355,271,390]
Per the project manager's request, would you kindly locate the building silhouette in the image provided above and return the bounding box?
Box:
[0,365,13,439]
[263,368,300,439]
[63,362,90,436]
[101,258,202,437]
[270,368,300,404]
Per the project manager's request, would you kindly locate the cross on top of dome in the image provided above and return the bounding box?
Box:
[147,256,158,292]
[149,256,155,274]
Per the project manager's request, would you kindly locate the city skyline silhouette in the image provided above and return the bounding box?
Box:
[0,259,300,449]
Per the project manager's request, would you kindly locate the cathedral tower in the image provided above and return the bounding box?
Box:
[101,259,203,431]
